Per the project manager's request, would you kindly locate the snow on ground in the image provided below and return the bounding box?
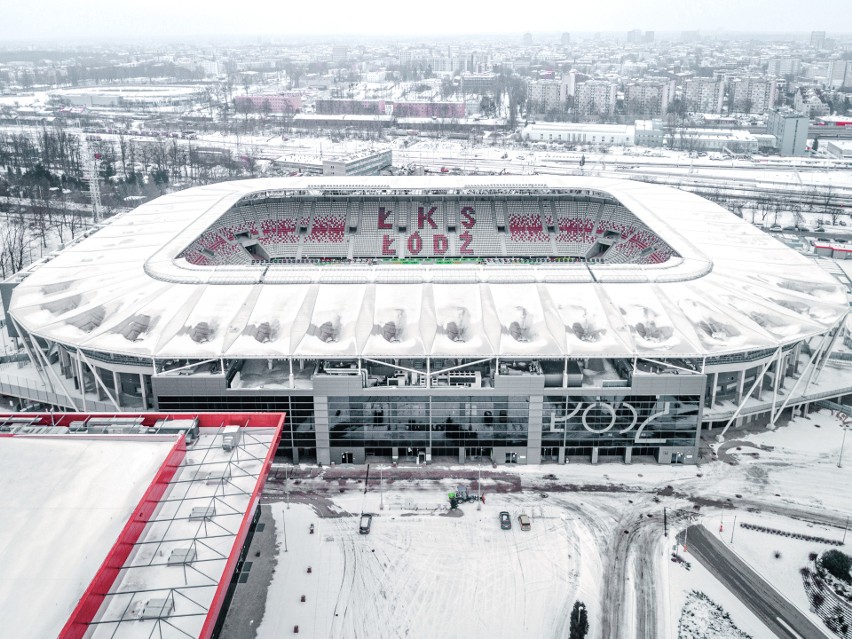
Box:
[677,590,753,639]
[256,489,585,639]
[666,532,774,638]
[741,409,850,456]
[0,92,50,108]
[699,511,840,631]
[251,409,852,639]
[703,410,852,519]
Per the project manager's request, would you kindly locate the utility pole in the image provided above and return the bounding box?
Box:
[380,465,384,511]
[844,517,848,545]
[663,507,667,537]
[730,515,737,544]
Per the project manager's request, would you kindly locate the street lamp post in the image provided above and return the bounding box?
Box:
[839,425,848,469]
[477,463,481,511]
[380,465,384,511]
[285,463,290,510]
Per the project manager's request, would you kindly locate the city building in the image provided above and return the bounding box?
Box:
[766,109,809,156]
[49,85,205,109]
[828,60,852,89]
[767,57,802,78]
[824,139,852,159]
[728,76,778,114]
[561,32,571,46]
[810,31,827,49]
[664,128,760,154]
[322,149,392,176]
[392,101,465,118]
[793,88,829,118]
[290,113,393,132]
[624,78,674,117]
[522,122,634,145]
[574,80,617,116]
[527,79,564,115]
[332,45,349,64]
[684,77,725,114]
[634,119,665,146]
[3,176,847,466]
[315,99,387,115]
[235,92,302,114]
[460,73,499,95]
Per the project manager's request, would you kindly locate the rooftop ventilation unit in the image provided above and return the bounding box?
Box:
[43,294,82,316]
[139,598,175,620]
[445,307,468,342]
[190,321,212,343]
[167,547,197,566]
[571,321,606,342]
[381,321,399,342]
[222,424,242,450]
[318,321,337,343]
[634,320,673,343]
[189,505,216,521]
[509,321,528,342]
[204,467,232,484]
[254,321,272,343]
[508,307,530,343]
[121,314,151,341]
[445,321,463,342]
[70,305,107,333]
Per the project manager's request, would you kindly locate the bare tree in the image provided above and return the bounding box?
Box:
[1,216,28,277]
[118,132,128,180]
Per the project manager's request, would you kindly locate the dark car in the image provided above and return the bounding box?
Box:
[500,511,511,530]
[359,513,373,534]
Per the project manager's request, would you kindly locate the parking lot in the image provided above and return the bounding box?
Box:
[247,490,584,639]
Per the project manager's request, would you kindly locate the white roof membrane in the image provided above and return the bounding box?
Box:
[9,176,847,360]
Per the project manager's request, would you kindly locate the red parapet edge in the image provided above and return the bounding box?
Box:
[57,434,187,639]
[0,412,284,430]
[198,412,286,639]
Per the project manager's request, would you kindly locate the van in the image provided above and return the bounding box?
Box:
[518,514,531,531]
[359,513,373,534]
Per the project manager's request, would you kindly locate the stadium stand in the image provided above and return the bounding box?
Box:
[179,196,675,266]
[505,201,551,256]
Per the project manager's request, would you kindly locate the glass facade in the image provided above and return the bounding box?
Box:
[541,394,701,449]
[327,396,531,450]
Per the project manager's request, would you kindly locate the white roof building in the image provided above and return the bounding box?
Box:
[7,176,846,363]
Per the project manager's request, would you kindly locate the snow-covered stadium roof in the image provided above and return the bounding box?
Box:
[9,176,848,360]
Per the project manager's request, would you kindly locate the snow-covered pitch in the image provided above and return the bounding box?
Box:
[8,175,846,362]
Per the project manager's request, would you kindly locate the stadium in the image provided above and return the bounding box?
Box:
[3,176,849,465]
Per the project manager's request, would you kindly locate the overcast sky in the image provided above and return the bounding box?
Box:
[1,0,850,43]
